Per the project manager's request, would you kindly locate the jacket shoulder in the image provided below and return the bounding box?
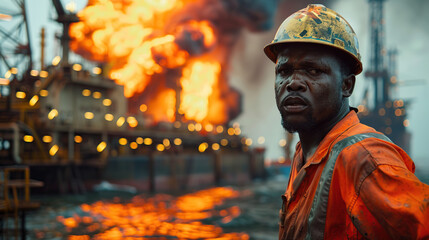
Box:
[333,123,415,194]
[337,122,413,170]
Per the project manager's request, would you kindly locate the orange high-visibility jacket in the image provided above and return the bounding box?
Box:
[279,110,429,240]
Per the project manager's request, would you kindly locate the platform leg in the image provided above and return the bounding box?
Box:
[20,212,25,240]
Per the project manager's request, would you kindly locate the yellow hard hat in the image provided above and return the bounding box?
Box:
[264,4,362,75]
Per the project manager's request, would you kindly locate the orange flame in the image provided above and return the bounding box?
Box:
[145,88,176,123]
[70,0,239,125]
[179,61,221,122]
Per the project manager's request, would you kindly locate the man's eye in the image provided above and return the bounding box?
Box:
[308,69,322,75]
[277,68,291,76]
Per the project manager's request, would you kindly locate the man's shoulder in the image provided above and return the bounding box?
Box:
[334,122,414,172]
[330,124,415,194]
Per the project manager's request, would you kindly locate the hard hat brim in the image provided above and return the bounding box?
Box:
[263,39,363,75]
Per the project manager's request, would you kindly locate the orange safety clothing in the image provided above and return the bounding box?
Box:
[279,110,429,240]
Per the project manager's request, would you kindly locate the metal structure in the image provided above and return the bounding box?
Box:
[0,0,32,81]
[0,0,265,193]
[359,0,411,152]
[51,0,79,66]
[365,0,389,106]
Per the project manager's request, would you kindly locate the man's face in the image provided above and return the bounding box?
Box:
[275,44,344,133]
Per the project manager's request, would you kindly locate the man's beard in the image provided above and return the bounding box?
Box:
[280,110,316,133]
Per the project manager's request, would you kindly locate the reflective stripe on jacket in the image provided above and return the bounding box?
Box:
[279,110,429,240]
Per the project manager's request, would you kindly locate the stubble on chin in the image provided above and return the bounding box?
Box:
[280,111,315,134]
[281,118,297,133]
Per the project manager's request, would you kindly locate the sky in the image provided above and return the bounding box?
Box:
[2,0,428,168]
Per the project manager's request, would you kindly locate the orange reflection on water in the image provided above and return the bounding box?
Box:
[59,187,248,240]
[69,236,90,240]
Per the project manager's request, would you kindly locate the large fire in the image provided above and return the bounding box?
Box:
[69,0,240,125]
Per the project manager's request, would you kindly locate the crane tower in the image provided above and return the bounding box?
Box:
[359,0,411,153]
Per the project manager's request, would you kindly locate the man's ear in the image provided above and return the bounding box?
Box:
[342,74,356,98]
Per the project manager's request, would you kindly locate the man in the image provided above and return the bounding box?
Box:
[263,4,429,240]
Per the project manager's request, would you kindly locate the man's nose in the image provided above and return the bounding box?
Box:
[286,73,307,92]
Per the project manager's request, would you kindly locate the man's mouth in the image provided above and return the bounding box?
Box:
[281,96,308,113]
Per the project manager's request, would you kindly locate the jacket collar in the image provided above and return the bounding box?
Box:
[296,109,360,168]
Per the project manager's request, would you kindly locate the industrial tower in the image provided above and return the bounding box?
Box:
[359,0,411,153]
